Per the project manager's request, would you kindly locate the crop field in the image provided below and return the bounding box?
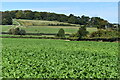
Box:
[1,25,97,34]
[1,19,98,34]
[0,25,15,32]
[2,38,119,78]
[14,19,78,26]
[13,19,97,34]
[86,27,98,33]
[20,26,79,34]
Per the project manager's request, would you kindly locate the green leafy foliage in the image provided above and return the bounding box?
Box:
[70,26,89,39]
[9,27,26,35]
[2,38,119,78]
[88,17,109,29]
[1,10,112,26]
[89,30,119,38]
[56,28,65,38]
[1,12,13,25]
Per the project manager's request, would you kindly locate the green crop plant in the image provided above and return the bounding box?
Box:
[2,38,119,78]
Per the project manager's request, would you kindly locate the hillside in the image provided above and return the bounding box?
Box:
[1,19,98,39]
[1,10,112,30]
[14,19,80,26]
[12,19,97,34]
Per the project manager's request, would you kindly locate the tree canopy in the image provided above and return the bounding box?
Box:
[1,10,112,28]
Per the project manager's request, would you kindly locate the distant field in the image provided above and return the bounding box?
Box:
[1,25,97,34]
[1,19,98,35]
[15,19,79,26]
[20,26,79,34]
[86,27,98,33]
[0,25,15,32]
[0,34,56,38]
[14,19,98,34]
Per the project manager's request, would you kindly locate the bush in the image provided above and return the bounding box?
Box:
[9,27,26,35]
[19,29,26,35]
[69,33,78,37]
[90,30,119,38]
[69,26,89,40]
[13,27,20,35]
[70,26,89,39]
[9,28,13,34]
[56,28,65,38]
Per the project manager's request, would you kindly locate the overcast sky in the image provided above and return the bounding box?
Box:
[1,2,118,23]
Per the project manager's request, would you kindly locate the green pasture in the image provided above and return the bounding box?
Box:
[1,19,98,35]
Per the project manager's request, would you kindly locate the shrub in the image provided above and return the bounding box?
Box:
[56,28,65,38]
[70,26,89,39]
[69,33,78,37]
[19,29,26,35]
[69,26,89,40]
[90,30,119,38]
[12,27,20,35]
[77,26,89,38]
[9,28,13,34]
[9,27,26,35]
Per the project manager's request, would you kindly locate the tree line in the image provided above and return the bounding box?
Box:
[0,10,116,29]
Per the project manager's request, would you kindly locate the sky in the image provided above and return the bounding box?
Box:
[1,0,119,2]
[1,2,118,23]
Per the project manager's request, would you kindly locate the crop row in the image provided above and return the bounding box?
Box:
[2,38,119,78]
